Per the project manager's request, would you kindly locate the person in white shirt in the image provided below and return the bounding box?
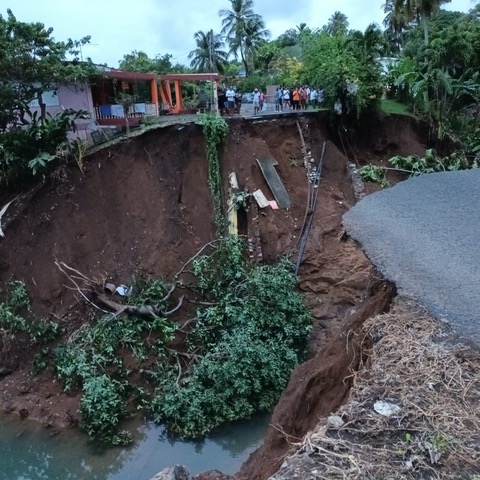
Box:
[282,88,290,109]
[226,87,235,113]
[252,88,261,115]
[310,88,318,108]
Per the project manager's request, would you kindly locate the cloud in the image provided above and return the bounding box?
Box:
[1,0,474,68]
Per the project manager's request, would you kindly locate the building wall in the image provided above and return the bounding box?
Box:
[30,83,97,142]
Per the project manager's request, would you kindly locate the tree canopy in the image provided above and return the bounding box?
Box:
[0,10,97,186]
[0,9,96,129]
[118,50,176,74]
[188,30,228,73]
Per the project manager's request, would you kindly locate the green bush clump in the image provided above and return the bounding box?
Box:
[55,280,177,444]
[0,280,59,343]
[359,147,480,188]
[80,375,132,446]
[150,236,312,437]
[54,237,311,443]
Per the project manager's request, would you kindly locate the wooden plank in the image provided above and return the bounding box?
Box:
[256,158,291,209]
[229,172,239,190]
[252,189,270,208]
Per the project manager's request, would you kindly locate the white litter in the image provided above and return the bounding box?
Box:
[116,284,132,297]
[373,400,401,417]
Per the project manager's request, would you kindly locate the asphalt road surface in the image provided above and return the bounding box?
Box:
[343,169,480,348]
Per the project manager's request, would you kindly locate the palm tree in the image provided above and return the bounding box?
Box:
[383,0,408,51]
[393,0,451,45]
[219,0,269,76]
[325,11,349,36]
[188,30,228,73]
[240,17,270,73]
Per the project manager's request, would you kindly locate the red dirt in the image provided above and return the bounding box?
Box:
[0,112,426,476]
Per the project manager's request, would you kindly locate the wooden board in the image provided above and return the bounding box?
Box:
[256,158,291,209]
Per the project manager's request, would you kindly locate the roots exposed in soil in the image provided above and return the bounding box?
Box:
[272,299,480,480]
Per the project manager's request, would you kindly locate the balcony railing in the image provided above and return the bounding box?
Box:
[94,102,158,120]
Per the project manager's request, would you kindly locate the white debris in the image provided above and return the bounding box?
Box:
[116,284,133,297]
[373,400,401,417]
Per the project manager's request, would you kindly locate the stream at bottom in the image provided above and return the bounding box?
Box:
[0,413,270,479]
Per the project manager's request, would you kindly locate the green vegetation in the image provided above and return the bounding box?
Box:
[219,0,270,77]
[361,3,480,185]
[53,237,311,444]
[380,99,414,117]
[0,281,59,344]
[118,50,182,75]
[150,236,311,437]
[188,30,229,74]
[358,164,390,187]
[302,27,384,118]
[55,277,177,445]
[199,114,229,230]
[0,10,98,187]
[359,148,479,186]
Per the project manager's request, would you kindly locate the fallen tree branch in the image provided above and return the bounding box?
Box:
[58,261,97,286]
[179,317,198,333]
[55,260,109,314]
[174,239,223,278]
[185,298,220,306]
[176,355,182,386]
[161,282,176,303]
[96,294,160,320]
[163,295,185,316]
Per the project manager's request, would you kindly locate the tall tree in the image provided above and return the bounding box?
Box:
[393,0,452,45]
[188,30,228,73]
[325,11,349,36]
[219,0,269,76]
[119,50,173,74]
[383,0,408,51]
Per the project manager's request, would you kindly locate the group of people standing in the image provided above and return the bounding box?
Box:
[252,88,266,115]
[217,84,325,116]
[274,86,324,112]
[217,86,243,115]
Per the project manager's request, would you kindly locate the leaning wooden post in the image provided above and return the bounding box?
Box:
[213,80,219,115]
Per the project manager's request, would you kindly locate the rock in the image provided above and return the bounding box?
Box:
[19,408,29,419]
[192,470,232,480]
[150,465,190,480]
[327,415,345,428]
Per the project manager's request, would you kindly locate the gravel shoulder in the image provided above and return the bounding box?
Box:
[343,169,480,348]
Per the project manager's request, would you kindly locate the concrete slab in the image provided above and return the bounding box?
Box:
[256,158,291,209]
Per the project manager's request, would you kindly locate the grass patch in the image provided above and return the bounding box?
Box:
[380,99,415,117]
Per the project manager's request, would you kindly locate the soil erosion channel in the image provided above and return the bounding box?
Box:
[0,113,423,478]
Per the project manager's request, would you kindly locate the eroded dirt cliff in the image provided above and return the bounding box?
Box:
[0,113,427,478]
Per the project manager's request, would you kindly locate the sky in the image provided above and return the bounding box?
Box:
[0,0,475,68]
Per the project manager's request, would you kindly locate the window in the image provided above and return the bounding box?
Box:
[29,90,60,107]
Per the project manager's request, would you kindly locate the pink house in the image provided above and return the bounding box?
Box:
[29,68,160,144]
